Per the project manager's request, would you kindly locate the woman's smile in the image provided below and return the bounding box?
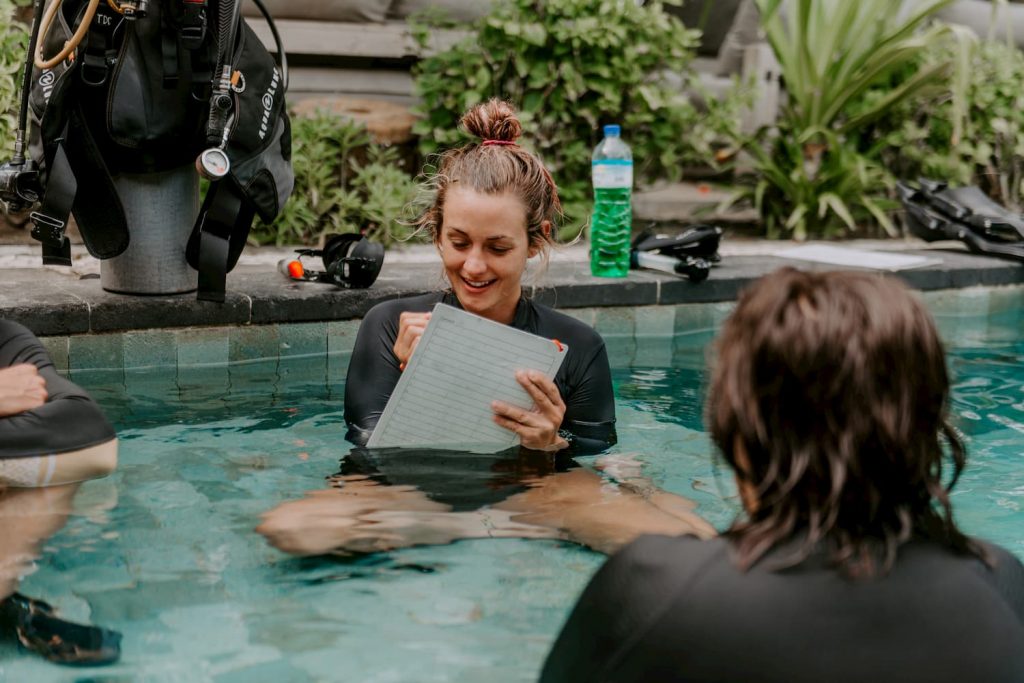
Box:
[439,187,538,324]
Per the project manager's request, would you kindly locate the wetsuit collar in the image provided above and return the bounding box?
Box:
[442,291,532,330]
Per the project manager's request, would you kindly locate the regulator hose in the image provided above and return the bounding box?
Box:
[35,0,102,70]
[17,0,47,152]
[247,0,287,92]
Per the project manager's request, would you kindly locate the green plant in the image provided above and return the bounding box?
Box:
[0,0,29,159]
[867,36,1024,213]
[731,0,959,239]
[252,112,421,247]
[412,0,748,238]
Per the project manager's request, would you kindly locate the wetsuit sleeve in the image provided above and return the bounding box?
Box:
[561,341,616,454]
[0,320,116,458]
[343,304,402,445]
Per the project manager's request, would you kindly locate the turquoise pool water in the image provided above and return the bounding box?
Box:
[2,288,1023,682]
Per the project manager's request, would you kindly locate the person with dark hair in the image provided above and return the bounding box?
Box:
[257,100,715,557]
[0,320,121,665]
[541,268,1024,683]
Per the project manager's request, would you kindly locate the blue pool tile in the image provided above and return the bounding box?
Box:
[328,350,351,390]
[604,335,637,368]
[230,325,281,363]
[634,307,675,368]
[124,369,181,411]
[326,320,360,356]
[593,307,636,338]
[327,320,360,387]
[69,332,125,372]
[123,329,178,370]
[176,327,231,392]
[673,301,731,338]
[176,327,231,368]
[595,308,639,367]
[635,306,675,337]
[39,335,69,372]
[277,322,327,359]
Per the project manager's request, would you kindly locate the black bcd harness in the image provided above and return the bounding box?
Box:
[26,0,293,301]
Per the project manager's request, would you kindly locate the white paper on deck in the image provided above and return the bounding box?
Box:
[773,245,942,271]
[367,303,568,451]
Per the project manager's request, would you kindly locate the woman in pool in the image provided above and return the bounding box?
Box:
[343,98,615,454]
[257,100,714,557]
[541,269,1024,682]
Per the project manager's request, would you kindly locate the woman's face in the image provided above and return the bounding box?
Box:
[438,187,543,324]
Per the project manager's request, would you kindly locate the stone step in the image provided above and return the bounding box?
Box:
[633,180,758,225]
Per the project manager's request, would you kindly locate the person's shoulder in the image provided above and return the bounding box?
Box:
[529,301,605,348]
[611,533,728,580]
[972,539,1024,586]
[957,538,1024,625]
[975,539,1024,568]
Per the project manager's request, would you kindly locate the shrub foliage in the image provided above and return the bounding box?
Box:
[412,0,747,236]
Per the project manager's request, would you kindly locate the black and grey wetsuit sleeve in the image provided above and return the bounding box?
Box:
[343,302,405,445]
[558,340,616,454]
[0,320,116,459]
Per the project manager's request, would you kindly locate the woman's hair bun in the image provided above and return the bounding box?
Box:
[461,99,522,143]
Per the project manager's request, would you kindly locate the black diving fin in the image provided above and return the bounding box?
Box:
[898,180,1024,263]
[0,592,122,666]
[915,178,1024,242]
[629,224,721,283]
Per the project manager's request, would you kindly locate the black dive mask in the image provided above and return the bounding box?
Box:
[279,234,385,289]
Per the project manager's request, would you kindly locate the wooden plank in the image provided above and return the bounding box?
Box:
[246,19,468,60]
[284,67,416,104]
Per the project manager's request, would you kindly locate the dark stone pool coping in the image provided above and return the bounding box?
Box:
[2,246,1022,336]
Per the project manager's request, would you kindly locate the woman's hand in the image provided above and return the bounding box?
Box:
[492,370,569,451]
[392,311,431,368]
[0,364,47,417]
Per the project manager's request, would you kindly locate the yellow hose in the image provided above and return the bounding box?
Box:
[34,0,102,70]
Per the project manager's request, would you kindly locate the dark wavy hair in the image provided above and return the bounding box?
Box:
[707,268,985,578]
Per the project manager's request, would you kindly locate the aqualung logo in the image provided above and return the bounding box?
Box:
[39,71,55,104]
[258,69,280,141]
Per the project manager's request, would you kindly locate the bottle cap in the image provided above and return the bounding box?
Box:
[603,124,621,137]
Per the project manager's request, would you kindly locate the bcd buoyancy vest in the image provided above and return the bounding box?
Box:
[27,0,293,301]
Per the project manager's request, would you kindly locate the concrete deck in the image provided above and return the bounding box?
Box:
[1,238,1022,337]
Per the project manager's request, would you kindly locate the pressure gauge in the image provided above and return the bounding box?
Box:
[197,148,230,181]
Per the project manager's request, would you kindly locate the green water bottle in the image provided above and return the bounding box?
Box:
[590,124,633,278]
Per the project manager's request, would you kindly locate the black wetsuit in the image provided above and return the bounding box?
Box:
[541,534,1024,683]
[339,445,578,512]
[0,320,116,459]
[344,292,617,453]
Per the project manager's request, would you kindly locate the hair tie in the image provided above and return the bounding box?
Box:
[482,139,515,146]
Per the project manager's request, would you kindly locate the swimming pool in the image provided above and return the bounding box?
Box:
[2,285,1022,682]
